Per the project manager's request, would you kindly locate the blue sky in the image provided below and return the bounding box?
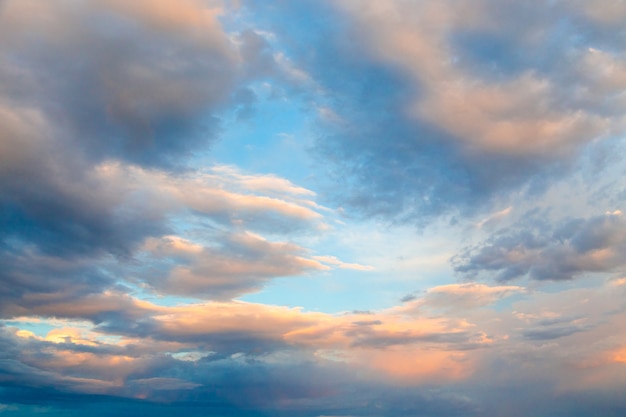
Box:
[1,1,626,416]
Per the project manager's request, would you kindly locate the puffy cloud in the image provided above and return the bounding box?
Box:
[333,0,625,154]
[453,211,626,281]
[2,1,626,416]
[1,278,626,415]
[0,161,328,317]
[0,1,292,310]
[0,0,241,167]
[1,283,502,394]
[0,0,298,262]
[255,0,626,222]
[140,232,328,300]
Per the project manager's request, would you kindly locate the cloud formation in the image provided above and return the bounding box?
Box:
[140,232,327,299]
[2,1,626,416]
[0,0,243,166]
[453,211,626,281]
[260,0,626,221]
[2,278,625,415]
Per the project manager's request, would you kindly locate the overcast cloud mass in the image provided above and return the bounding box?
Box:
[1,1,626,416]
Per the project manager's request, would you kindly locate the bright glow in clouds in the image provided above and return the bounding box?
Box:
[1,1,626,416]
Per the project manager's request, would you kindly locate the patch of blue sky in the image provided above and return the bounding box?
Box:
[2,320,56,338]
[237,270,385,313]
[237,216,462,312]
[201,80,317,186]
[239,265,453,314]
[2,317,95,339]
[489,292,530,313]
[206,3,332,187]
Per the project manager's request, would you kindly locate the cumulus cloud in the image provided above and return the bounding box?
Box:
[334,0,626,156]
[0,0,296,262]
[453,211,626,281]
[0,0,305,310]
[2,278,626,415]
[2,1,626,416]
[98,162,327,234]
[0,0,242,166]
[140,232,328,300]
[257,0,626,222]
[1,283,506,397]
[0,160,328,316]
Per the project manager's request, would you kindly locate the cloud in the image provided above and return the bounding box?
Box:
[0,0,256,263]
[312,255,374,271]
[2,1,626,416]
[0,0,243,167]
[140,232,328,300]
[0,0,301,269]
[476,206,513,229]
[2,278,626,415]
[254,0,626,222]
[0,249,124,319]
[400,283,526,313]
[2,287,496,393]
[521,323,594,341]
[453,211,626,281]
[0,161,329,320]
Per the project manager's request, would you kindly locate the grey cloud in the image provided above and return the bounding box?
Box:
[0,0,240,167]
[0,341,109,397]
[400,294,418,303]
[453,212,626,281]
[3,2,626,416]
[515,312,598,341]
[246,0,626,223]
[8,292,150,327]
[0,250,117,320]
[0,324,484,417]
[0,0,292,263]
[5,310,287,364]
[350,310,374,315]
[522,324,593,341]
[139,327,292,356]
[536,315,585,327]
[0,165,166,259]
[238,29,277,79]
[0,324,326,411]
[1,291,626,417]
[345,326,486,350]
[350,320,382,326]
[125,377,200,392]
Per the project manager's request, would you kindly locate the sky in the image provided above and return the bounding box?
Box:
[1,0,626,416]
